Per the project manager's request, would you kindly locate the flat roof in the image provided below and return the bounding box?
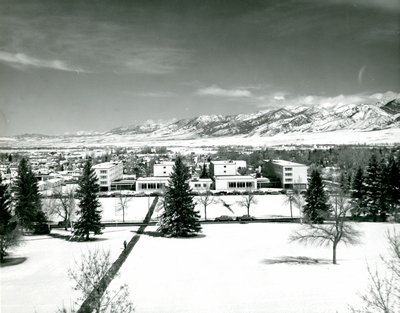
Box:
[154,162,175,166]
[214,175,256,180]
[267,160,306,167]
[93,162,121,169]
[136,177,170,182]
[211,160,237,165]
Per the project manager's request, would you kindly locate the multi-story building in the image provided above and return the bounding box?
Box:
[268,160,308,189]
[93,161,123,191]
[153,162,175,177]
[209,160,238,177]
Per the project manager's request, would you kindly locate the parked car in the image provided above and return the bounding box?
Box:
[214,215,234,222]
[236,215,255,221]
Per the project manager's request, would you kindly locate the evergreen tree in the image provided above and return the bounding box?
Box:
[74,159,102,241]
[383,154,400,222]
[350,166,365,216]
[362,154,383,222]
[157,156,202,237]
[339,171,351,194]
[199,163,209,179]
[0,175,20,260]
[13,158,46,229]
[303,169,331,224]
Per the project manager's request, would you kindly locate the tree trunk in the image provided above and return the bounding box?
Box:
[85,233,90,241]
[333,242,337,264]
[204,207,207,220]
[64,219,68,231]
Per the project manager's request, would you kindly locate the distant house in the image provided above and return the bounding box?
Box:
[93,161,124,191]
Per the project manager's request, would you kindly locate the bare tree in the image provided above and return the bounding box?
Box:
[236,189,258,216]
[196,189,218,220]
[115,192,132,223]
[43,185,76,231]
[67,247,134,313]
[289,190,362,264]
[283,183,305,220]
[349,229,400,313]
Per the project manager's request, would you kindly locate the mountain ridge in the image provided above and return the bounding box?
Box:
[8,98,400,140]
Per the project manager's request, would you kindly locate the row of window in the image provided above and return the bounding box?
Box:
[139,183,165,190]
[194,183,208,188]
[228,182,253,188]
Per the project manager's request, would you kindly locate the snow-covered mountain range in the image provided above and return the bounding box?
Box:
[4,98,400,147]
[107,98,400,139]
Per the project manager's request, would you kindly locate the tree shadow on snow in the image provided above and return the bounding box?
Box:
[1,257,27,267]
[48,232,108,242]
[132,230,206,239]
[262,256,331,265]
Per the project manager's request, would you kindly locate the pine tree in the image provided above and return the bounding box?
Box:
[0,174,20,260]
[303,169,331,224]
[350,166,365,216]
[74,159,102,241]
[13,158,46,230]
[383,154,400,222]
[199,163,209,179]
[157,156,202,237]
[363,154,383,222]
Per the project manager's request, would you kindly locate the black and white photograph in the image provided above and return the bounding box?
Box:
[1,0,399,312]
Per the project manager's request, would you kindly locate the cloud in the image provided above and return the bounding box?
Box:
[257,92,400,110]
[197,85,252,97]
[0,51,85,72]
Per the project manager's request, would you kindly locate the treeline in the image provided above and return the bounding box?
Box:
[346,153,400,222]
[214,145,400,173]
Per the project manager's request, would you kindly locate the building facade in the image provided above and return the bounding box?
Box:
[93,161,124,191]
[268,160,308,189]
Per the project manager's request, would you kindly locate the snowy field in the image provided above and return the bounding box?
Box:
[2,222,399,313]
[94,194,297,223]
[2,195,398,313]
[109,223,399,313]
[1,227,138,313]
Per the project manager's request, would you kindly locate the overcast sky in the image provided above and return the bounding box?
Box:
[0,0,399,136]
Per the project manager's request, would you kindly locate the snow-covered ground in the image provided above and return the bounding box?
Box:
[109,223,399,313]
[94,194,297,223]
[1,227,138,313]
[2,195,398,313]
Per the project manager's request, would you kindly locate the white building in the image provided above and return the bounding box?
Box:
[268,160,308,189]
[213,175,257,191]
[210,160,238,176]
[153,162,175,177]
[136,177,169,194]
[189,178,213,192]
[93,161,123,191]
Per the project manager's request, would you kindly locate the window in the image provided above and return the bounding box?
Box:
[246,182,253,188]
[223,171,226,173]
[148,183,156,189]
[237,182,245,188]
[163,171,166,174]
[100,175,107,179]
[100,170,107,174]
[285,173,292,177]
[100,181,107,185]
[140,184,147,189]
[203,184,207,187]
[194,183,201,187]
[284,168,292,171]
[228,182,236,188]
[224,165,226,168]
[286,178,293,182]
